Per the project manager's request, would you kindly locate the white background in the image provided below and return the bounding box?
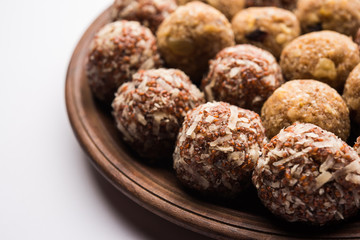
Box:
[0,1,211,239]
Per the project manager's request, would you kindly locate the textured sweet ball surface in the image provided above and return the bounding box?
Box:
[245,0,297,10]
[112,68,205,161]
[253,123,360,225]
[232,7,300,59]
[202,44,283,113]
[261,80,350,141]
[156,1,235,82]
[175,0,245,20]
[280,31,360,91]
[355,137,360,156]
[173,101,266,198]
[111,0,177,33]
[296,0,360,38]
[343,63,360,124]
[87,20,162,102]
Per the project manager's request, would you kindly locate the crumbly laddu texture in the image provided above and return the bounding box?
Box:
[173,101,266,198]
[202,44,283,113]
[280,31,360,91]
[253,123,360,225]
[111,0,177,33]
[355,137,360,156]
[296,0,360,38]
[112,68,205,161]
[87,20,162,103]
[157,1,235,82]
[343,63,360,124]
[261,80,350,140]
[232,7,300,59]
[175,0,245,20]
[245,0,297,10]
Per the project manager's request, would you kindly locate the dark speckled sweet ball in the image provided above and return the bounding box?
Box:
[202,44,283,113]
[253,123,360,225]
[87,20,162,103]
[111,0,177,33]
[173,101,266,198]
[112,68,205,162]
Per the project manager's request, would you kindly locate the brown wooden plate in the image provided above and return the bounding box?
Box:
[65,7,360,240]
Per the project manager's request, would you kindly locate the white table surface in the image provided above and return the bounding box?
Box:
[0,1,211,239]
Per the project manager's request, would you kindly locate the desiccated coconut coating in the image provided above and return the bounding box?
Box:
[261,80,350,141]
[112,68,205,161]
[245,0,297,10]
[343,63,360,124]
[87,20,162,103]
[354,137,360,156]
[232,7,300,59]
[280,31,360,91]
[296,0,360,38]
[202,44,283,113]
[175,0,245,20]
[253,123,360,225]
[173,102,266,198]
[111,0,177,33]
[157,1,235,82]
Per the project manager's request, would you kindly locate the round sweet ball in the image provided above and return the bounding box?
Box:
[296,0,360,38]
[87,20,162,103]
[232,7,300,59]
[343,63,360,124]
[245,0,297,10]
[253,123,360,225]
[354,137,360,156]
[280,31,360,91]
[173,101,266,198]
[112,68,205,161]
[261,80,350,141]
[202,44,283,113]
[176,0,245,20]
[157,1,235,82]
[111,0,177,33]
